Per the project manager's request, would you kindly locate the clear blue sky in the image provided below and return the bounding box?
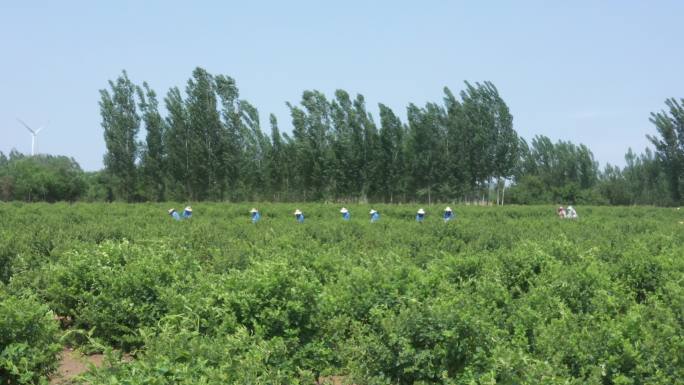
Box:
[1,1,682,171]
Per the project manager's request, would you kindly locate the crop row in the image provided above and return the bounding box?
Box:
[1,203,682,384]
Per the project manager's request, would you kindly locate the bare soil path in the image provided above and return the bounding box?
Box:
[49,348,105,385]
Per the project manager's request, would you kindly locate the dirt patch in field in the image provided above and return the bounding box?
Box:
[317,375,350,385]
[49,348,132,384]
[49,348,104,384]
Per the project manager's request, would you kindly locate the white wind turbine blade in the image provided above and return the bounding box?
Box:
[37,120,49,134]
[17,118,36,134]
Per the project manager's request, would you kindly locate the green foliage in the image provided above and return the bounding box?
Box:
[97,69,528,203]
[137,82,167,202]
[647,98,684,203]
[1,203,683,384]
[100,71,140,202]
[510,135,600,204]
[0,289,61,384]
[0,153,86,202]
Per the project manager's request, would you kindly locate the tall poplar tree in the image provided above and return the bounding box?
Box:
[267,114,285,200]
[406,103,445,203]
[100,71,140,201]
[164,87,191,199]
[647,98,684,203]
[137,82,166,201]
[215,74,242,200]
[184,67,223,200]
[378,104,406,202]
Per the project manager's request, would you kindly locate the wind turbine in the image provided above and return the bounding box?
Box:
[17,118,47,156]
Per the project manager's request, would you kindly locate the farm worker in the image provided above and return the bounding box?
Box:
[443,207,454,222]
[566,205,578,219]
[294,209,305,223]
[183,206,193,219]
[416,208,425,222]
[250,208,261,223]
[369,209,380,223]
[340,207,350,221]
[557,206,566,219]
[168,208,181,221]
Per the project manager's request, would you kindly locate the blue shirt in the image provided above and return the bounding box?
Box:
[171,211,181,221]
[183,210,192,219]
[296,214,305,223]
[416,214,424,222]
[444,211,454,221]
[342,212,350,221]
[370,212,380,222]
[251,212,261,223]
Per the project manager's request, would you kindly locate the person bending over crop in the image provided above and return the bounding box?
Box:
[168,208,182,221]
[294,209,305,223]
[370,209,380,223]
[183,206,193,219]
[250,208,261,223]
[557,206,566,219]
[340,207,350,221]
[443,207,454,222]
[416,208,425,222]
[566,205,578,219]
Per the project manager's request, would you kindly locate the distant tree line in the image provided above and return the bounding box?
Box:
[0,151,86,201]
[97,68,521,203]
[2,68,682,205]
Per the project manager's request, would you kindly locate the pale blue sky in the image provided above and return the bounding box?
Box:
[1,1,682,171]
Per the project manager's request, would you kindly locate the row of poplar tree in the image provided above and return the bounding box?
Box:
[100,68,519,203]
[100,67,684,205]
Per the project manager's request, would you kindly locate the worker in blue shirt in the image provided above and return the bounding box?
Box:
[340,207,350,221]
[168,208,182,221]
[369,209,380,223]
[250,208,261,223]
[443,207,454,222]
[294,209,305,223]
[416,208,425,222]
[182,206,193,219]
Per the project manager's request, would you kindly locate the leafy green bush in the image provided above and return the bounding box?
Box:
[36,241,201,349]
[0,289,61,384]
[1,203,682,384]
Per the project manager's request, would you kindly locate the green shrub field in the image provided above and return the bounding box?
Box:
[1,203,683,384]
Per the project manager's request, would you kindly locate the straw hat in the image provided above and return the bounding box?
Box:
[184,206,192,212]
[250,208,258,213]
[340,207,348,213]
[168,208,175,214]
[417,208,425,214]
[444,207,452,212]
[294,209,302,215]
[369,209,377,214]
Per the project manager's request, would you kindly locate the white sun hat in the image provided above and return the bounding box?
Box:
[417,208,425,214]
[184,206,192,212]
[168,208,175,214]
[444,207,452,211]
[250,208,258,213]
[369,209,377,214]
[340,207,348,213]
[294,209,302,215]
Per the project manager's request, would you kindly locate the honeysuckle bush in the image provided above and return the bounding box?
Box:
[0,202,682,384]
[0,287,61,385]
